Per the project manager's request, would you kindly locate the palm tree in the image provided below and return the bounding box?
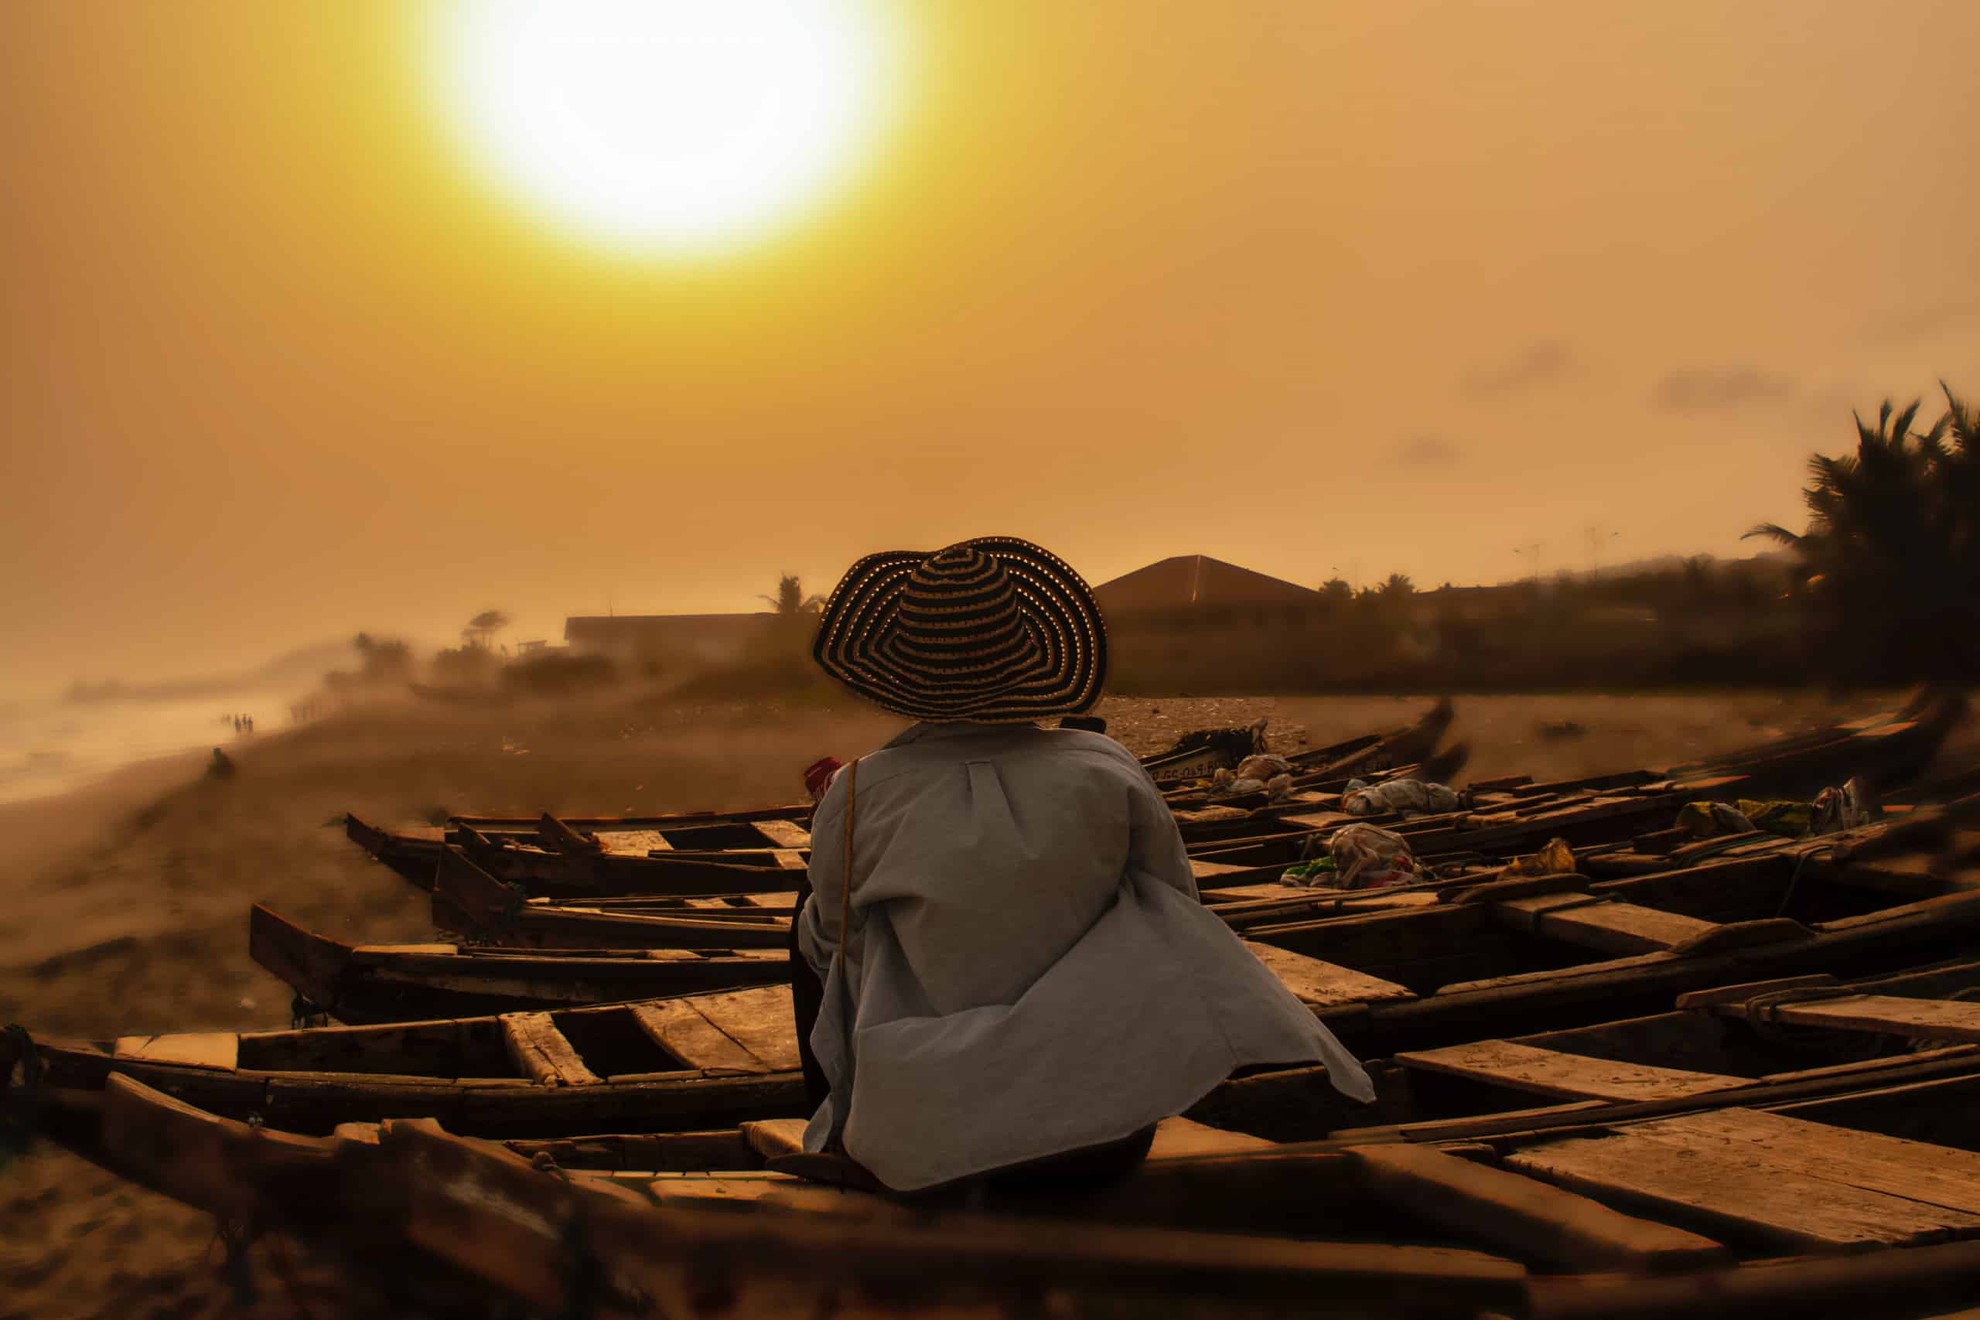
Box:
[759,574,824,616]
[464,610,510,650]
[1378,573,1416,602]
[1746,387,1979,678]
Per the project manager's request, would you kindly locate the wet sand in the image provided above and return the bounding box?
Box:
[0,687,1927,1318]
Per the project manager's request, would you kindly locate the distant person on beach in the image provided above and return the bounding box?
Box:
[794,537,1373,1196]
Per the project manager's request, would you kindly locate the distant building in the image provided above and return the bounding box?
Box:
[564,613,777,674]
[1093,555,1329,691]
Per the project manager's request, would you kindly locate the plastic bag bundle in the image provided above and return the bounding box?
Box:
[1329,823,1421,890]
[1342,777,1463,819]
[1235,753,1295,783]
[1503,837,1576,878]
[1678,800,1758,838]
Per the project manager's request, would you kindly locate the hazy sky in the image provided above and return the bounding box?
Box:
[6,1,1976,694]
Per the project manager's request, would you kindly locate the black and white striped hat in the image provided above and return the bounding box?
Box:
[812,537,1107,723]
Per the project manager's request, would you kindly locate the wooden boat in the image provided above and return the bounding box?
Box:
[11,983,812,1144]
[1667,686,1967,800]
[38,938,1980,1163]
[59,967,1980,1319]
[1159,697,1456,808]
[253,896,1425,1028]
[249,903,790,1022]
[340,704,1463,896]
[348,1082,1980,1320]
[274,804,1980,1058]
[345,810,815,895]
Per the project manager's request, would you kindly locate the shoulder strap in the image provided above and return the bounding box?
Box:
[838,758,859,945]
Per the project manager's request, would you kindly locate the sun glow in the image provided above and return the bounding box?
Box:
[435,0,898,258]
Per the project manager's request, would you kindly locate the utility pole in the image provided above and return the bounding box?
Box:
[1584,524,1619,575]
[1512,542,1544,583]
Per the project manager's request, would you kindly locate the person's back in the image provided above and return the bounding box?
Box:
[827,723,1151,1010]
[794,537,1373,1194]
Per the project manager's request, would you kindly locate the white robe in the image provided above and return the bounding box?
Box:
[797,721,1374,1191]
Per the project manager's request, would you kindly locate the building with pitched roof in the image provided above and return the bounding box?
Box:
[1092,555,1329,691]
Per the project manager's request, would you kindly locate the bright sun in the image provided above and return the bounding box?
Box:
[436,0,897,258]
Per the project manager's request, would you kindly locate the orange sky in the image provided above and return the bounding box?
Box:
[5,0,1977,694]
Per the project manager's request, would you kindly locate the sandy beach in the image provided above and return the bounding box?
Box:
[0,686,1941,1318]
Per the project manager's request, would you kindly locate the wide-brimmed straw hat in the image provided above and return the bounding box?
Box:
[812,536,1107,723]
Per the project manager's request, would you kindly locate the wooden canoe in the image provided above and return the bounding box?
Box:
[432,841,1452,951]
[341,704,1462,895]
[280,810,1980,1056]
[70,1031,1980,1320]
[250,903,790,1022]
[253,899,1416,1027]
[383,758,1640,907]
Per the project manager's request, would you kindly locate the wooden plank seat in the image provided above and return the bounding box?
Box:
[112,1033,239,1071]
[1347,1142,1729,1272]
[1240,941,1415,1012]
[630,986,800,1074]
[1395,1040,1748,1102]
[499,1013,603,1088]
[751,819,812,850]
[1496,896,1723,955]
[1756,993,1980,1044]
[1504,1108,1980,1251]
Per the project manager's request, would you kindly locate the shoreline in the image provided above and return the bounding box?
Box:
[0,747,208,890]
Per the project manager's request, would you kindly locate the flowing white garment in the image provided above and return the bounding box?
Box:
[798,722,1374,1192]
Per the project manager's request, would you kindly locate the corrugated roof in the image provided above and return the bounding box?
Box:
[1092,556,1319,612]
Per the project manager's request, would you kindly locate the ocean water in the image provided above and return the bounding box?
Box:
[0,686,301,804]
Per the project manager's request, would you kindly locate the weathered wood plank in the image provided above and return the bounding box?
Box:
[1241,941,1416,1010]
[1769,994,1980,1044]
[1626,1109,1980,1216]
[1145,1118,1274,1160]
[628,1000,765,1074]
[111,1033,239,1071]
[1505,1117,1980,1250]
[742,1117,809,1160]
[1396,1040,1746,1102]
[689,986,801,1073]
[1348,1142,1729,1272]
[1533,901,1721,955]
[751,819,812,849]
[591,830,671,855]
[498,1013,603,1088]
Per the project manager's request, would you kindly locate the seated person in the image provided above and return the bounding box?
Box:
[795,536,1373,1194]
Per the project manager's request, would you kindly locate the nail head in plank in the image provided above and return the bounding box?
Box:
[1396,1041,1746,1102]
[1348,1142,1728,1272]
[498,1013,603,1088]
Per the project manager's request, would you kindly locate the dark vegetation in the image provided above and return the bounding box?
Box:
[320,389,1974,702]
[1746,386,1978,682]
